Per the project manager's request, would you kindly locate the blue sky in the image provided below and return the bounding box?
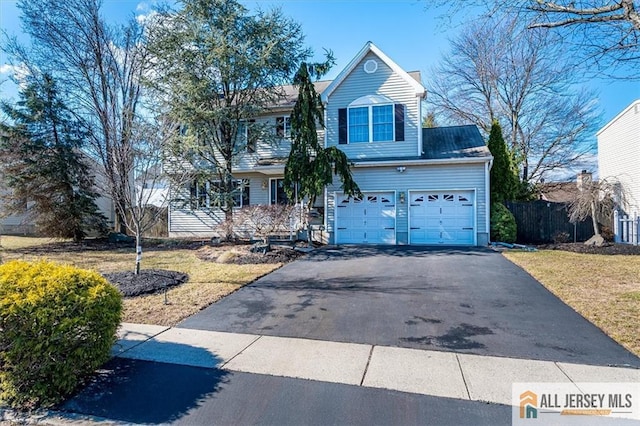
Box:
[1,0,638,127]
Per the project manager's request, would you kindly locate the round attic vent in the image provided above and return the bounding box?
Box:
[363,59,378,74]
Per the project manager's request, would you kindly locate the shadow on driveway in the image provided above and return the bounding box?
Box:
[63,343,228,424]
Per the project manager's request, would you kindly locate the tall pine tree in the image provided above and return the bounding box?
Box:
[284,58,361,239]
[487,120,520,204]
[0,74,106,241]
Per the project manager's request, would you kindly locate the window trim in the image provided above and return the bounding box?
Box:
[276,116,292,139]
[269,178,289,205]
[346,103,395,144]
[190,179,250,210]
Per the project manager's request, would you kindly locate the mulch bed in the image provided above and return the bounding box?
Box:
[536,242,640,255]
[196,244,305,264]
[103,270,189,297]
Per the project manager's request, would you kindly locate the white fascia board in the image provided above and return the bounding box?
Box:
[417,98,423,156]
[321,42,426,104]
[233,165,284,175]
[352,157,492,168]
[597,99,640,136]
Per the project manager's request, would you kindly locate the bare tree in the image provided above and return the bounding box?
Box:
[568,176,620,244]
[4,0,147,234]
[119,115,194,274]
[427,16,601,183]
[3,0,193,273]
[427,1,640,78]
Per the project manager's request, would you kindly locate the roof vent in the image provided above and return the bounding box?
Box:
[364,59,378,74]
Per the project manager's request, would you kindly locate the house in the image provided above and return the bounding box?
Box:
[535,170,593,203]
[597,99,640,215]
[168,42,493,246]
[0,156,116,235]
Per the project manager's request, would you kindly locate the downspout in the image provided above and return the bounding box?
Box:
[486,158,493,244]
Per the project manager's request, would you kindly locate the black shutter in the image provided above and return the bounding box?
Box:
[338,108,347,144]
[189,181,197,209]
[247,119,256,153]
[394,104,405,142]
[276,116,284,137]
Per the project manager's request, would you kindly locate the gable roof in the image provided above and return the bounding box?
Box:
[320,42,426,103]
[269,80,332,111]
[422,125,491,160]
[597,99,640,136]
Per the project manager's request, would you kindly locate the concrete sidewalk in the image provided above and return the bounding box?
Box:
[115,322,640,407]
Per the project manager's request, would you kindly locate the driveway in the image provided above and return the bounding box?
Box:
[180,246,639,367]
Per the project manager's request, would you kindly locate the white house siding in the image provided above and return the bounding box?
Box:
[325,51,420,159]
[597,100,640,214]
[326,162,489,246]
[169,173,272,237]
[234,115,325,171]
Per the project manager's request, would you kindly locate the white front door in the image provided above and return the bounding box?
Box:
[409,191,475,245]
[336,192,396,244]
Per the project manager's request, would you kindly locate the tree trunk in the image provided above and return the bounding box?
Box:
[590,199,600,237]
[135,230,142,275]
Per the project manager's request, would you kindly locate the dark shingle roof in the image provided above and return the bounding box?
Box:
[422,125,491,160]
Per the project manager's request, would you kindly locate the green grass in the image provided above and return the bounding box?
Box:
[0,236,281,326]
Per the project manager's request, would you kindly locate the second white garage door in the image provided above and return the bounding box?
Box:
[336,192,396,244]
[409,191,475,245]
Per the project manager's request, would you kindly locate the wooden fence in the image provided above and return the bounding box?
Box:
[505,200,594,244]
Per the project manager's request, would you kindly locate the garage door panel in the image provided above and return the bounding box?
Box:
[336,191,396,244]
[410,191,475,245]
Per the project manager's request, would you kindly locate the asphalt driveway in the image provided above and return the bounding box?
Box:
[180,246,639,367]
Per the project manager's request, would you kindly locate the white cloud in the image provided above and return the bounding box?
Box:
[0,64,17,75]
[136,10,158,26]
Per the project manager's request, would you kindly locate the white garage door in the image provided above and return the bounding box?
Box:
[336,192,396,244]
[409,191,475,245]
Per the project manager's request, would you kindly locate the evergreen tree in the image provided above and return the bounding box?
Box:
[487,120,520,204]
[0,74,106,241]
[146,0,309,239]
[284,58,361,239]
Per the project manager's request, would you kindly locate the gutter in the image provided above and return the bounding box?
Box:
[352,156,492,168]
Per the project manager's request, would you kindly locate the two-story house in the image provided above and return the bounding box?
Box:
[168,42,492,246]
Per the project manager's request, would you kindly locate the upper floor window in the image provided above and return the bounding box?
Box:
[237,120,256,153]
[339,95,404,144]
[276,116,291,138]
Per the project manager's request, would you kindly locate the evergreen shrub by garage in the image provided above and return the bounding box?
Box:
[0,260,122,409]
[491,202,517,243]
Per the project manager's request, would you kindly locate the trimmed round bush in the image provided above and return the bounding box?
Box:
[491,202,517,243]
[0,260,122,409]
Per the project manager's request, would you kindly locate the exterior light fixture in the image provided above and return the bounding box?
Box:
[262,179,268,190]
[399,191,406,204]
[396,166,406,173]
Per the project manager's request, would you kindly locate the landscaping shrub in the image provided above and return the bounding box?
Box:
[0,260,122,409]
[491,202,517,243]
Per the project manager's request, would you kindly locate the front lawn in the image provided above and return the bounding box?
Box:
[0,236,282,326]
[503,250,640,357]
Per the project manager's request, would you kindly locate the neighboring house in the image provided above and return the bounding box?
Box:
[169,42,493,246]
[536,170,592,203]
[0,156,116,235]
[597,99,640,215]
